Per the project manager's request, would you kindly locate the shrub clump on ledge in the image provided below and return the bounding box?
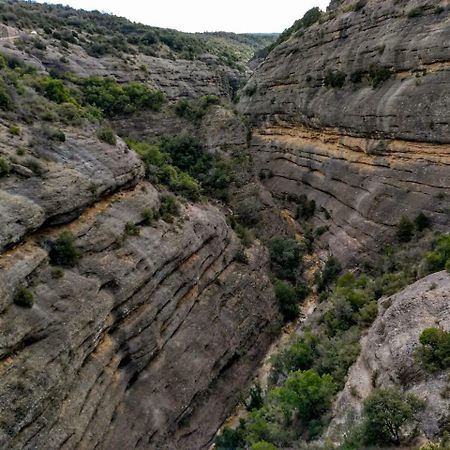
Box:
[48,232,80,267]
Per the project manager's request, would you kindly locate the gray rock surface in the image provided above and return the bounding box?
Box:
[327,270,450,442]
[239,0,450,263]
[0,182,279,450]
[0,127,143,253]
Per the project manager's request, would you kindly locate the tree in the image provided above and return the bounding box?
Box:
[268,237,303,281]
[417,327,450,372]
[271,369,336,423]
[396,216,414,243]
[273,280,300,321]
[362,387,425,446]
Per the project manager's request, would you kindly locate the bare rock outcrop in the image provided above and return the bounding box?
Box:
[0,126,143,253]
[0,182,279,450]
[239,0,450,262]
[327,271,450,442]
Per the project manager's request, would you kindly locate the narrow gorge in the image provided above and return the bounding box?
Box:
[0,1,449,449]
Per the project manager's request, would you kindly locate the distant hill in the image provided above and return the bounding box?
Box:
[0,1,277,70]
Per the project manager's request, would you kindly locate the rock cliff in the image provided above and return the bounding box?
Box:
[0,178,278,450]
[327,270,450,442]
[239,0,450,263]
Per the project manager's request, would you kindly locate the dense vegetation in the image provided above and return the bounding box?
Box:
[216,230,449,449]
[0,1,275,68]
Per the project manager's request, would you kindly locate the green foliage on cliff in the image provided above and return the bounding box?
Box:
[417,327,450,372]
[80,77,164,116]
[14,287,34,308]
[357,388,424,447]
[421,234,450,275]
[267,7,322,54]
[49,232,79,267]
[0,1,275,68]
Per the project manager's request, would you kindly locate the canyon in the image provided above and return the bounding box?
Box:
[0,0,449,449]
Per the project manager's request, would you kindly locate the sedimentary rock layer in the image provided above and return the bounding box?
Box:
[240,0,450,261]
[0,183,278,450]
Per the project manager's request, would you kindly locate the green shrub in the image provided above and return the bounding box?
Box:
[81,76,164,116]
[317,256,342,292]
[43,126,66,142]
[14,287,34,308]
[396,216,414,243]
[141,208,158,226]
[268,236,303,281]
[295,194,316,220]
[416,327,450,372]
[49,232,79,266]
[9,124,21,136]
[422,234,450,274]
[41,77,74,104]
[246,383,264,412]
[324,69,346,88]
[159,194,180,223]
[407,6,425,18]
[252,442,277,450]
[414,212,431,232]
[274,279,300,321]
[235,247,249,265]
[0,157,10,177]
[270,369,336,423]
[236,198,261,227]
[0,84,12,110]
[362,387,425,446]
[215,422,246,450]
[97,126,116,145]
[123,222,140,237]
[368,64,392,88]
[175,95,220,122]
[235,224,254,248]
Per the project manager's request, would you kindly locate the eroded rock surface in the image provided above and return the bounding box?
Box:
[0,183,278,450]
[327,271,450,442]
[240,0,450,262]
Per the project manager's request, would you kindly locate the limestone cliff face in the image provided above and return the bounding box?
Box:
[0,101,278,449]
[327,271,450,441]
[239,0,450,262]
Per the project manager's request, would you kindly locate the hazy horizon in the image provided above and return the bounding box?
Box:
[34,0,330,34]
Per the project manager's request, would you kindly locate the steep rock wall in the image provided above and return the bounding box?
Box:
[0,182,278,450]
[239,0,450,262]
[327,270,450,441]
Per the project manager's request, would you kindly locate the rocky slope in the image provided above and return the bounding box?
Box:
[327,270,450,443]
[239,0,450,263]
[0,176,279,450]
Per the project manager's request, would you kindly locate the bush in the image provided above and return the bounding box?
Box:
[0,157,10,177]
[14,287,34,308]
[246,383,264,411]
[396,216,414,243]
[324,69,346,88]
[295,195,316,221]
[416,327,450,372]
[414,212,431,232]
[159,194,180,223]
[368,64,392,88]
[81,76,164,116]
[141,208,158,226]
[270,369,336,423]
[362,387,425,446]
[215,423,246,450]
[0,84,12,110]
[123,222,140,237]
[41,78,74,104]
[236,198,261,227]
[422,234,450,274]
[268,236,303,281]
[274,279,300,321]
[317,256,342,292]
[49,232,79,266]
[9,124,21,136]
[97,126,116,145]
[174,95,220,122]
[252,442,277,450]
